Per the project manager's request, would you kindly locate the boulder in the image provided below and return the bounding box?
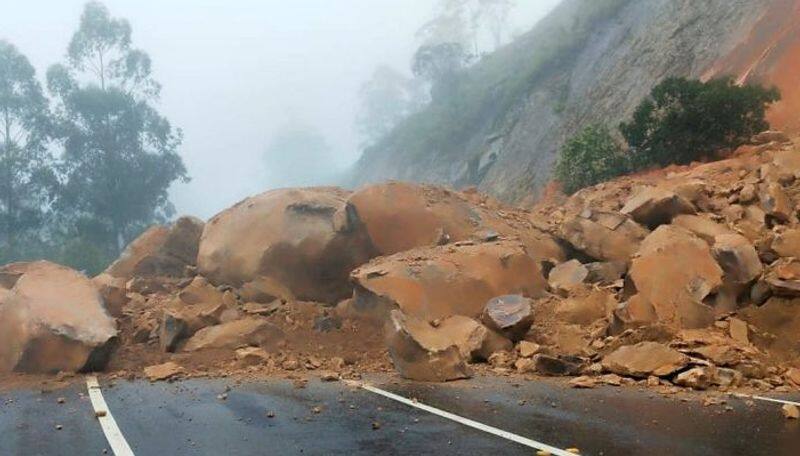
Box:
[628,226,723,328]
[197,187,376,304]
[481,295,534,341]
[712,234,763,284]
[0,261,118,373]
[347,181,565,262]
[584,261,627,284]
[556,288,616,326]
[760,183,793,223]
[531,354,583,376]
[104,216,205,279]
[611,295,659,332]
[673,367,716,390]
[183,318,285,352]
[772,229,800,258]
[158,277,235,351]
[516,341,541,358]
[560,210,649,264]
[436,315,512,361]
[621,187,696,228]
[764,260,800,296]
[691,345,741,366]
[671,214,735,245]
[385,310,471,382]
[351,240,546,321]
[601,342,689,378]
[548,260,589,295]
[91,273,129,318]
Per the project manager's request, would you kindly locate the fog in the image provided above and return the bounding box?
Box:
[1,0,560,219]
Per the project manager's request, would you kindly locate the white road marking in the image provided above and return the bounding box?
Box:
[733,393,800,407]
[85,376,135,456]
[346,380,578,456]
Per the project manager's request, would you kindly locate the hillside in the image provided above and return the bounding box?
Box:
[349,0,800,205]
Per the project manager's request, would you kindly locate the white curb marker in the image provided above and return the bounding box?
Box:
[733,393,800,407]
[347,380,577,456]
[86,376,135,456]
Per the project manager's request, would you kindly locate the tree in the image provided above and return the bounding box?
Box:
[48,1,187,252]
[0,40,55,258]
[474,0,515,50]
[417,0,476,52]
[356,65,426,146]
[263,124,337,188]
[555,124,627,194]
[620,77,781,169]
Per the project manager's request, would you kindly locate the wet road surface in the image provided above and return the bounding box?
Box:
[1,375,799,455]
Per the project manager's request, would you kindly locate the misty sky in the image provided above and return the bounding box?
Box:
[1,0,560,218]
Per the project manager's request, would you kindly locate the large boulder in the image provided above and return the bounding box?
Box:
[104,216,205,279]
[628,225,723,328]
[0,261,118,373]
[560,210,649,264]
[601,342,689,378]
[385,310,471,382]
[621,187,696,228]
[183,318,285,352]
[351,239,547,321]
[197,188,376,304]
[347,182,564,262]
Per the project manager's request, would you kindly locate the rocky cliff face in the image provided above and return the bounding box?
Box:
[350,0,799,205]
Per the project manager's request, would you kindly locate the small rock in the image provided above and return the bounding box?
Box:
[517,341,541,358]
[783,404,800,419]
[569,376,597,389]
[319,371,339,382]
[728,318,749,344]
[482,295,534,341]
[144,362,184,382]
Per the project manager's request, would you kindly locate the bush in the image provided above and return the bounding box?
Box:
[555,124,627,194]
[620,77,780,169]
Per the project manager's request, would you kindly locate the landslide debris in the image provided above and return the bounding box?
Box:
[3,134,800,398]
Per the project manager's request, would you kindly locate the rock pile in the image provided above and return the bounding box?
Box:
[2,132,800,396]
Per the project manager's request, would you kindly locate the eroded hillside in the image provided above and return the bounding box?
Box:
[351,0,800,205]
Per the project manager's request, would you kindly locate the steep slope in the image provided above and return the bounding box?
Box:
[350,0,798,205]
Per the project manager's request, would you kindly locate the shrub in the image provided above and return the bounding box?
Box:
[555,124,627,194]
[620,77,780,169]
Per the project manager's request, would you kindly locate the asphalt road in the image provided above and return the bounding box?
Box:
[1,375,799,455]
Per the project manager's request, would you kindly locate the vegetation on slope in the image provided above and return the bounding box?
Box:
[556,77,781,194]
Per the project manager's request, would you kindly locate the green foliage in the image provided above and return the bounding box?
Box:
[559,77,781,194]
[555,125,626,194]
[620,77,781,169]
[48,1,187,252]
